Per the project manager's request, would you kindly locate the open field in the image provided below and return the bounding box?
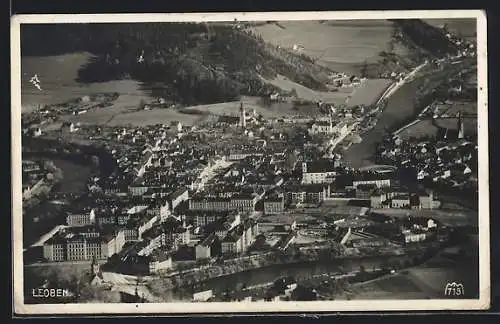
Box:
[21,52,95,112]
[250,20,408,75]
[259,213,318,224]
[105,108,205,127]
[433,101,477,117]
[261,74,351,104]
[295,231,327,244]
[435,117,477,134]
[348,273,428,299]
[181,96,289,119]
[22,53,150,113]
[396,117,477,140]
[22,53,154,117]
[345,245,479,300]
[345,79,392,107]
[395,119,438,139]
[370,208,478,227]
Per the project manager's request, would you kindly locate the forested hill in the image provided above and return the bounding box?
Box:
[21,23,333,105]
[390,19,461,59]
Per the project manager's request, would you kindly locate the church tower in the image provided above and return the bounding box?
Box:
[239,103,246,129]
[457,112,465,139]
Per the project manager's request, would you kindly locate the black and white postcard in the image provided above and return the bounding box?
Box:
[11,10,490,314]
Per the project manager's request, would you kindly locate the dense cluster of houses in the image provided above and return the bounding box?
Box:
[377,133,478,190]
[33,95,458,277]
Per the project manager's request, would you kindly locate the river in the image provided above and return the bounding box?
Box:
[22,139,106,248]
[22,157,94,248]
[155,255,412,302]
[342,79,422,168]
[342,59,473,168]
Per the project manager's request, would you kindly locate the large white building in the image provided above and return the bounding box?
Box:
[352,172,393,189]
[43,229,126,262]
[148,251,173,274]
[301,160,339,184]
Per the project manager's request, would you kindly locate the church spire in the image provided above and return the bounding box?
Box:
[457,112,464,139]
[239,103,246,129]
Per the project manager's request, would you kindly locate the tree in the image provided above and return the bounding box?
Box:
[360,60,368,78]
[387,41,395,54]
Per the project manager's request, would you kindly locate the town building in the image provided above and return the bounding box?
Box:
[189,197,232,212]
[123,227,141,242]
[285,183,330,205]
[168,187,190,211]
[355,184,377,199]
[418,190,435,209]
[370,189,436,210]
[301,160,338,184]
[66,209,96,227]
[230,194,259,212]
[220,218,258,255]
[263,193,285,214]
[148,250,173,274]
[195,233,221,260]
[221,224,246,254]
[43,229,125,262]
[309,120,335,135]
[352,172,393,189]
[188,194,259,213]
[187,210,235,227]
[391,194,411,209]
[403,230,428,244]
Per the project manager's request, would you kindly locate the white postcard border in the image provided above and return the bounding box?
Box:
[11,10,490,314]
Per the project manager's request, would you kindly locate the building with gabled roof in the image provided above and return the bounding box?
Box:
[195,233,221,260]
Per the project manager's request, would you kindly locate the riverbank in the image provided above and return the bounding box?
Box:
[144,242,439,301]
[22,138,114,248]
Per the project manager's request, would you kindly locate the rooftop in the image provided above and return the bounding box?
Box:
[304,160,337,173]
[223,224,245,242]
[199,233,218,247]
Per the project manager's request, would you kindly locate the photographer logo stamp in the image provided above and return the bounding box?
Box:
[444,282,465,297]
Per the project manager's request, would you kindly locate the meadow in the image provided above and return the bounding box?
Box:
[397,117,477,140]
[21,52,152,113]
[370,208,478,227]
[249,20,407,75]
[261,74,352,104]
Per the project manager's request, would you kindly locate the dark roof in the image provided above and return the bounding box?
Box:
[244,218,256,229]
[357,183,377,191]
[199,233,218,247]
[392,194,410,200]
[170,187,188,200]
[353,172,394,182]
[285,183,327,193]
[149,249,172,262]
[218,115,240,124]
[304,160,336,173]
[222,224,245,242]
[410,194,420,206]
